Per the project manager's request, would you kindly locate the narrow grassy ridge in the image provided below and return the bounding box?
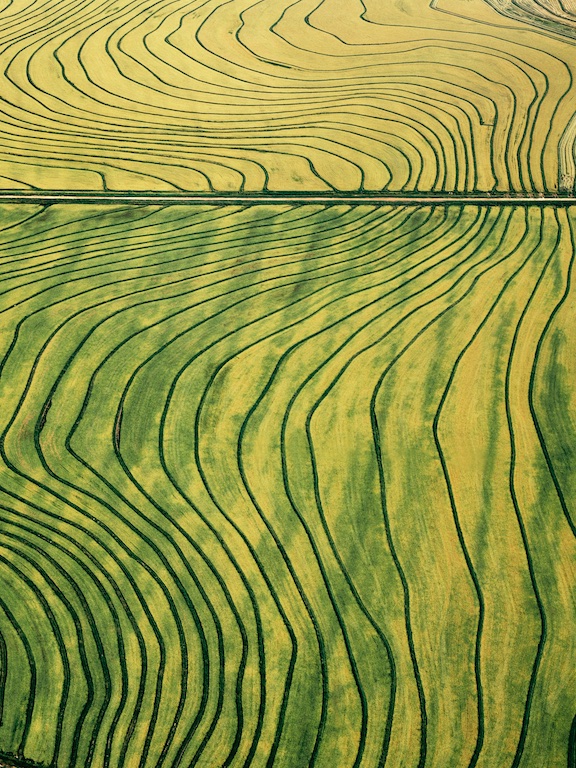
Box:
[0,202,574,767]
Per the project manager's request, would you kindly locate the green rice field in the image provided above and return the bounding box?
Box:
[0,202,574,766]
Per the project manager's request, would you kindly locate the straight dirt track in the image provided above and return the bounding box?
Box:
[0,192,575,206]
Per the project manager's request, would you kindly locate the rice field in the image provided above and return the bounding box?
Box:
[0,0,575,192]
[1,0,576,765]
[0,202,574,767]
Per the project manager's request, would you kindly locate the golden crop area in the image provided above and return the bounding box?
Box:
[0,0,575,192]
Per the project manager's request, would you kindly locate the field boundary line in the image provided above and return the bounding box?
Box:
[0,192,575,206]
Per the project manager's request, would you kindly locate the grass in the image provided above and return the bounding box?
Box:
[0,202,574,766]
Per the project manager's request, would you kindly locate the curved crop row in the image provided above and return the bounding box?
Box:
[0,202,574,767]
[0,0,575,192]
